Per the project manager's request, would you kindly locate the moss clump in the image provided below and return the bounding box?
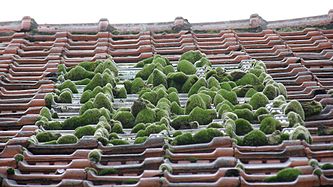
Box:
[14,154,24,163]
[242,129,268,146]
[131,98,150,117]
[130,78,145,94]
[43,121,63,130]
[284,100,305,120]
[7,168,15,175]
[245,88,258,97]
[213,94,225,106]
[321,163,333,170]
[64,65,95,80]
[44,93,54,108]
[172,132,194,145]
[249,92,269,110]
[74,125,96,139]
[136,123,167,137]
[188,78,207,96]
[39,107,52,120]
[149,69,168,87]
[135,108,156,124]
[301,100,323,117]
[167,72,188,92]
[182,75,198,93]
[58,80,78,93]
[263,84,279,100]
[93,93,113,112]
[170,115,191,130]
[111,121,124,133]
[195,57,211,67]
[136,63,156,80]
[56,134,78,144]
[234,108,254,122]
[113,111,135,128]
[290,125,312,143]
[58,64,67,74]
[58,90,72,103]
[287,111,304,127]
[277,83,288,98]
[114,87,127,98]
[167,92,180,104]
[36,131,60,143]
[185,94,206,114]
[254,107,269,121]
[88,149,102,163]
[94,127,109,145]
[193,128,224,144]
[179,50,203,64]
[207,76,221,89]
[235,119,253,136]
[84,72,115,91]
[264,168,302,182]
[208,122,224,128]
[198,93,212,109]
[94,59,118,76]
[189,107,217,125]
[260,116,279,134]
[163,65,175,75]
[98,168,118,176]
[177,59,196,75]
[109,139,129,145]
[218,89,238,105]
[234,103,253,111]
[134,136,148,144]
[236,73,260,86]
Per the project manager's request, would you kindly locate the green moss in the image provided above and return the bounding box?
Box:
[109,139,129,145]
[167,92,180,105]
[218,89,238,105]
[58,90,72,103]
[229,70,246,81]
[64,65,95,80]
[177,59,196,75]
[264,168,302,182]
[56,134,78,144]
[137,123,167,137]
[260,116,279,134]
[208,122,224,128]
[135,56,154,67]
[193,128,224,144]
[172,132,194,145]
[79,100,94,115]
[111,121,124,133]
[88,149,101,163]
[130,78,145,94]
[277,83,287,98]
[173,131,183,137]
[188,78,207,96]
[220,82,232,91]
[7,167,15,175]
[167,72,188,92]
[136,63,155,80]
[242,129,268,146]
[207,77,220,89]
[155,108,169,121]
[249,92,269,110]
[235,119,253,136]
[290,125,312,143]
[114,87,127,98]
[74,78,91,85]
[213,93,225,107]
[301,101,323,117]
[58,64,67,74]
[198,93,212,109]
[74,125,96,139]
[43,121,63,130]
[109,132,119,140]
[131,98,150,117]
[93,93,113,112]
[39,107,52,120]
[234,103,253,111]
[245,88,258,97]
[58,80,78,93]
[321,163,333,170]
[284,100,305,120]
[163,65,175,75]
[179,50,203,63]
[182,75,198,93]
[14,153,24,163]
[134,136,148,144]
[98,168,118,176]
[36,131,60,143]
[167,87,178,94]
[234,108,254,122]
[254,107,269,120]
[236,73,261,86]
[263,84,279,100]
[194,57,211,67]
[170,115,190,130]
[287,111,304,127]
[221,112,238,121]
[232,85,254,97]
[44,93,54,108]
[135,108,156,124]
[185,94,207,114]
[79,61,102,72]
[84,72,115,91]
[141,91,158,105]
[94,59,118,76]
[113,111,135,128]
[149,69,167,87]
[189,107,217,125]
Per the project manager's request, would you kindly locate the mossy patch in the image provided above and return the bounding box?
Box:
[177,59,196,75]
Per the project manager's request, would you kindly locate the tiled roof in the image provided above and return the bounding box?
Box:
[0,12,333,187]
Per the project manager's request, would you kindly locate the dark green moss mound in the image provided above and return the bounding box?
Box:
[36,131,60,143]
[43,121,63,130]
[93,93,113,112]
[113,87,127,98]
[56,134,78,144]
[136,123,167,137]
[130,78,145,94]
[94,59,118,76]
[131,123,146,133]
[181,75,198,93]
[44,93,54,108]
[79,61,102,72]
[65,66,95,80]
[188,78,207,96]
[39,107,52,120]
[58,64,67,74]
[109,139,129,145]
[167,92,180,105]
[264,168,302,182]
[167,72,188,92]
[193,128,224,144]
[290,125,312,143]
[185,94,206,114]
[259,116,279,134]
[249,92,269,110]
[254,107,269,121]
[235,119,253,136]
[58,90,72,103]
[74,125,96,139]
[58,80,78,93]
[170,101,184,115]
[172,132,194,145]
[189,107,217,125]
[301,100,323,117]
[234,108,254,122]
[242,129,268,146]
[134,136,148,144]
[232,85,254,97]
[287,111,304,127]
[245,88,258,97]
[263,84,279,100]
[163,65,175,75]
[135,108,156,124]
[195,57,211,67]
[179,50,203,64]
[88,149,101,163]
[136,63,156,80]
[84,72,115,91]
[207,77,221,89]
[97,168,118,176]
[218,89,238,105]
[236,73,260,86]
[111,121,124,133]
[113,111,135,128]
[177,59,196,75]
[284,100,305,120]
[170,115,191,130]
